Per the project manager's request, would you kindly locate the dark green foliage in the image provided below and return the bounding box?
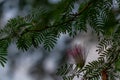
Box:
[56,64,72,76]
[56,63,79,80]
[56,64,73,80]
[0,39,11,67]
[1,0,120,79]
[82,59,105,79]
[115,59,120,71]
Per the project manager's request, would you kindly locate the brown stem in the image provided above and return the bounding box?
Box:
[101,69,108,80]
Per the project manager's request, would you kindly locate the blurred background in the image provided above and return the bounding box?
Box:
[0,0,101,80]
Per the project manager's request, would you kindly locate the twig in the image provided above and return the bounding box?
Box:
[25,0,98,33]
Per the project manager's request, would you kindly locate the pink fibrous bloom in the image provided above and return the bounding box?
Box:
[67,45,86,68]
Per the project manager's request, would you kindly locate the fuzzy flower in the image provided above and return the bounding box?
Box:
[67,45,86,68]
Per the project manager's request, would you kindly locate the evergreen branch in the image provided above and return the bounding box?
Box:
[0,0,99,37]
[21,0,99,34]
[53,0,95,28]
[0,36,11,41]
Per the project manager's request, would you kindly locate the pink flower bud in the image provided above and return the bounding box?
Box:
[67,45,86,68]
